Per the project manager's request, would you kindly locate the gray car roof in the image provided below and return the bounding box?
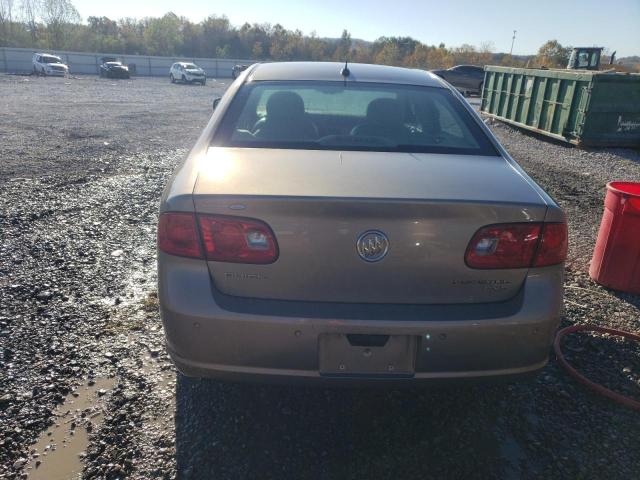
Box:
[248,62,446,87]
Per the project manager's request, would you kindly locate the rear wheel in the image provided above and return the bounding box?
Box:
[41,67,46,77]
[170,74,175,83]
[182,75,187,84]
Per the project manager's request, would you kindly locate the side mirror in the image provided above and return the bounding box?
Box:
[212,97,221,111]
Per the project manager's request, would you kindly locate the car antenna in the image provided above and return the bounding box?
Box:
[340,60,350,84]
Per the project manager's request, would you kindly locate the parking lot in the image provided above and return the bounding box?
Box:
[0,74,639,480]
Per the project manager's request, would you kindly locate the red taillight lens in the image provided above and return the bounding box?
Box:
[465,223,542,269]
[465,222,567,269]
[533,223,568,267]
[197,215,278,264]
[158,213,203,259]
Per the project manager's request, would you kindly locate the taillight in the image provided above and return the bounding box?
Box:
[158,213,202,258]
[465,223,541,269]
[158,213,279,263]
[197,215,278,264]
[533,223,568,267]
[465,222,567,269]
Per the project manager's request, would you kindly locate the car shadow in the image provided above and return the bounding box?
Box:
[174,374,517,479]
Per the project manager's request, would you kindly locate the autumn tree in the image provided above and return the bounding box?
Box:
[0,0,15,45]
[19,0,40,42]
[143,12,182,55]
[333,29,351,61]
[40,0,81,48]
[536,39,571,68]
[0,1,543,68]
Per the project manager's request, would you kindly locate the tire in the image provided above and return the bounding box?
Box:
[170,74,175,83]
[181,75,187,84]
[41,67,46,77]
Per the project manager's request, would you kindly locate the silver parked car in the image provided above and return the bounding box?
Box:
[158,62,567,384]
[169,62,206,85]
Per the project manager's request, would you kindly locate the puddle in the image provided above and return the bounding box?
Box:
[25,377,117,480]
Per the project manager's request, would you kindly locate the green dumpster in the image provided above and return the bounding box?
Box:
[480,66,640,148]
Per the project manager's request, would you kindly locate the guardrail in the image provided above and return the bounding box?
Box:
[0,47,253,78]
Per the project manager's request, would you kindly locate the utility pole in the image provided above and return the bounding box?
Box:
[510,30,517,56]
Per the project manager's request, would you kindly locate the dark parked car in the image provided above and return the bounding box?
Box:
[431,65,485,95]
[99,58,130,79]
[231,64,249,79]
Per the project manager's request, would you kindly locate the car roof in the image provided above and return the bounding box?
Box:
[248,62,446,87]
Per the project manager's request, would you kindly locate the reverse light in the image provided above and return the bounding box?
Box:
[465,222,567,269]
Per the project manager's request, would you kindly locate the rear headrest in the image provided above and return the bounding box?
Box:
[366,98,404,125]
[414,96,441,134]
[266,91,306,119]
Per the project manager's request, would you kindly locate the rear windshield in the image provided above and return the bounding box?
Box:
[213,81,498,155]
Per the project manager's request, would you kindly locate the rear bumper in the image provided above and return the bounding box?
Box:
[159,253,563,384]
[168,348,548,386]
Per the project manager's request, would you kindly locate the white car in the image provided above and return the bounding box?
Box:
[169,62,206,85]
[32,53,69,77]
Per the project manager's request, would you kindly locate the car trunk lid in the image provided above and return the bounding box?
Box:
[193,148,547,304]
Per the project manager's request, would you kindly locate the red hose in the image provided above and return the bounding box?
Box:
[554,324,640,411]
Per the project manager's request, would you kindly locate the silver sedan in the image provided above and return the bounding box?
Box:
[157,61,566,384]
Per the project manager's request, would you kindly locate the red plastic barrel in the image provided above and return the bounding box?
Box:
[590,182,640,294]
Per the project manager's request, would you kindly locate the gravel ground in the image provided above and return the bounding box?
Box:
[0,74,639,480]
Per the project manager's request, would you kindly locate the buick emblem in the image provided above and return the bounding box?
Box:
[356,230,389,262]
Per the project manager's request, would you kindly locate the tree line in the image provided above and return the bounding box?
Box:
[0,0,606,70]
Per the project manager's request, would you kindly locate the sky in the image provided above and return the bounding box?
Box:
[71,0,640,57]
